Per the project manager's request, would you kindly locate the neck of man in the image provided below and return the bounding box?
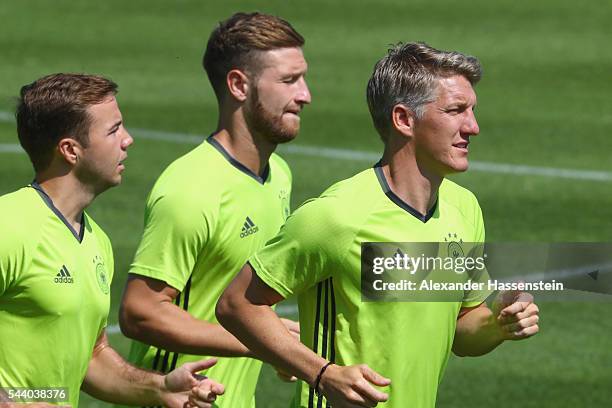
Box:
[213,110,277,177]
[35,170,96,232]
[380,142,444,216]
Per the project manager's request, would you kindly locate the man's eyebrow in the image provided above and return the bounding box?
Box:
[109,120,122,130]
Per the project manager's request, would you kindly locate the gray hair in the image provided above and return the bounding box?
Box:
[366,42,482,141]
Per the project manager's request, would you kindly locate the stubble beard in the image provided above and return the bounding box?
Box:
[244,88,299,145]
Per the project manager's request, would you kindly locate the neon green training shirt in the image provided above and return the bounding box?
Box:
[250,165,488,408]
[126,136,292,408]
[0,184,114,407]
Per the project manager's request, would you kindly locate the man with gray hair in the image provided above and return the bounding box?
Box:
[216,42,540,407]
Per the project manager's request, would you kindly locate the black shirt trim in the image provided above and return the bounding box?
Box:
[207,135,270,184]
[373,163,437,223]
[30,181,86,243]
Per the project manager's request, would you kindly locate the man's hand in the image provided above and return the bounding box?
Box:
[161,358,225,408]
[318,364,390,408]
[276,367,298,383]
[280,318,300,338]
[493,290,540,340]
[216,264,390,404]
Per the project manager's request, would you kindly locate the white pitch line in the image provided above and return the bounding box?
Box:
[1,111,611,182]
[0,111,13,121]
[0,144,22,153]
[469,162,612,182]
[105,303,299,336]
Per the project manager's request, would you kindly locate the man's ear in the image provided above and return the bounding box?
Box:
[57,137,82,165]
[391,104,416,138]
[226,69,250,102]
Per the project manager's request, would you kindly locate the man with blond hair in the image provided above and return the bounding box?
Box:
[217,42,540,408]
[0,73,223,408]
[119,12,311,408]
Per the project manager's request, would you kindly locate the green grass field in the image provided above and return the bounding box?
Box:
[1,0,611,406]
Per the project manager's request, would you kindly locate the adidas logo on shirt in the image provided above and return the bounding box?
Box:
[54,265,74,284]
[240,216,259,238]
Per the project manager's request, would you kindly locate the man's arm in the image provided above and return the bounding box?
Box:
[119,274,253,356]
[81,330,224,407]
[216,263,390,408]
[453,291,540,357]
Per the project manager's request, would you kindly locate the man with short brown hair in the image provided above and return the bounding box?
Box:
[0,73,223,408]
[119,12,311,408]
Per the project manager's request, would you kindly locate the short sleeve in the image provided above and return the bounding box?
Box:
[130,193,216,291]
[250,196,353,299]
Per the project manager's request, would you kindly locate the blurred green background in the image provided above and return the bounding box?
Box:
[1,0,611,406]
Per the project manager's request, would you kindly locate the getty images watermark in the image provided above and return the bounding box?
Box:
[361,242,612,302]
